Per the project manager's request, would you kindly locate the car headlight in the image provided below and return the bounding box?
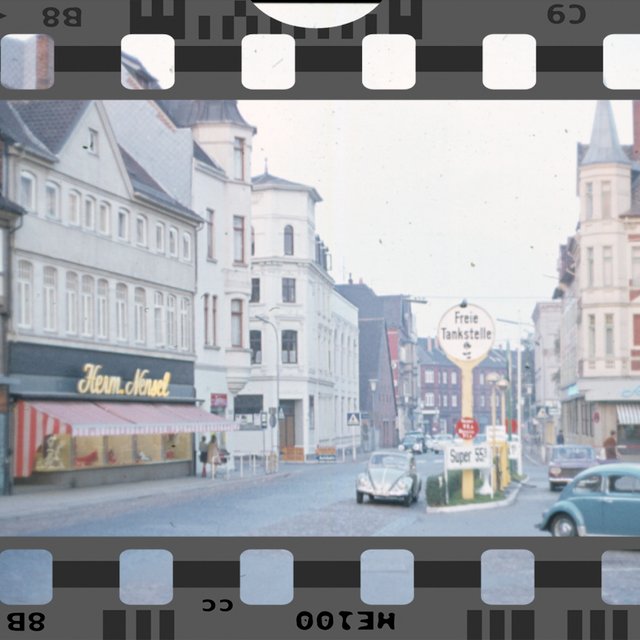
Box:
[549,467,561,476]
[397,478,413,490]
[357,475,373,489]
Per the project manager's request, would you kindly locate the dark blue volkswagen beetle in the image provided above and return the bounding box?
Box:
[537,463,640,536]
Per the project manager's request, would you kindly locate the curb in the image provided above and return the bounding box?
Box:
[426,476,528,514]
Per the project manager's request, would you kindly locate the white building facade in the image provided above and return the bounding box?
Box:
[238,172,360,460]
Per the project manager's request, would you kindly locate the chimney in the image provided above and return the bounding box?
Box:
[634,101,640,159]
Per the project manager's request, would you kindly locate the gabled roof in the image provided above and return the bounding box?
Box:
[358,318,395,411]
[252,171,322,203]
[119,146,201,222]
[581,100,630,166]
[335,283,384,319]
[0,102,56,161]
[193,141,225,175]
[158,100,256,132]
[11,101,91,155]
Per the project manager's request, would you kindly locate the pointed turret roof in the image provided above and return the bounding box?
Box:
[252,171,322,202]
[582,100,630,165]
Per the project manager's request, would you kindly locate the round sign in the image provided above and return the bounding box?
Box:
[455,417,479,440]
[437,303,495,362]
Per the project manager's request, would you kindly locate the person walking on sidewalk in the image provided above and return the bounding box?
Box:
[603,430,618,460]
[556,430,565,445]
[199,436,209,477]
[207,435,220,479]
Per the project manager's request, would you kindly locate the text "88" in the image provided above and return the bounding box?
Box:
[43,7,81,27]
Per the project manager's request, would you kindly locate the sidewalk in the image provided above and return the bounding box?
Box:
[0,463,295,525]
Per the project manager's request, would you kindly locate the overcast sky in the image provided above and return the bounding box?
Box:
[238,100,632,345]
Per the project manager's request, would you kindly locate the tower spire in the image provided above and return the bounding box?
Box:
[582,100,630,165]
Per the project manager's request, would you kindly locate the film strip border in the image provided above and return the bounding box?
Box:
[1,538,640,640]
[0,0,637,97]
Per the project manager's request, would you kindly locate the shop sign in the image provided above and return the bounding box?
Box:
[210,393,228,408]
[437,304,495,362]
[77,363,171,398]
[455,417,479,440]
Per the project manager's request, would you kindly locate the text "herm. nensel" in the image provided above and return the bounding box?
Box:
[77,363,171,397]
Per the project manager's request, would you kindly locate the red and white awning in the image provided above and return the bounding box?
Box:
[14,400,239,478]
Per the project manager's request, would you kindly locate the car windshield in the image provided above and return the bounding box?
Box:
[552,446,594,461]
[369,454,409,470]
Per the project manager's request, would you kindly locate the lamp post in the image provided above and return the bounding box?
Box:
[486,371,501,497]
[368,378,378,457]
[255,314,279,464]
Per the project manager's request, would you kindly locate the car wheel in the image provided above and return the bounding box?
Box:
[356,491,363,504]
[550,514,577,537]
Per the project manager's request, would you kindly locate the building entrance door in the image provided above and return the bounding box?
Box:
[279,400,296,450]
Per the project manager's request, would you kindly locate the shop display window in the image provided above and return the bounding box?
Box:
[135,434,163,463]
[73,435,104,468]
[34,434,72,471]
[162,433,191,460]
[105,435,135,466]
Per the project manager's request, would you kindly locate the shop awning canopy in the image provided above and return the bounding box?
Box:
[14,400,239,478]
[616,403,640,425]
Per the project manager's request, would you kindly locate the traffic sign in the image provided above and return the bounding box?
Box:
[260,411,268,429]
[437,303,495,362]
[455,417,478,440]
[347,412,360,427]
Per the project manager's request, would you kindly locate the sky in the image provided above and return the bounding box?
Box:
[120,38,637,347]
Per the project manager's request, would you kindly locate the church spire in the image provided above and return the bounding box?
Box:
[582,100,630,165]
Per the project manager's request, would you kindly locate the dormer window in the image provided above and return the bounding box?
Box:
[234,137,245,180]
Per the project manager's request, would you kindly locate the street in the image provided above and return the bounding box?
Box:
[2,451,556,537]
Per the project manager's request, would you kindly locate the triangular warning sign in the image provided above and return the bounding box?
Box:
[347,413,360,426]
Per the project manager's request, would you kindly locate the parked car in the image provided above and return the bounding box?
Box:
[537,463,640,536]
[548,444,597,490]
[398,433,426,454]
[356,451,422,506]
[430,433,453,453]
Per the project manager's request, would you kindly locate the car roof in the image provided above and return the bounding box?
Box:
[574,462,640,478]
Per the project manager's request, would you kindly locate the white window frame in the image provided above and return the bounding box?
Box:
[115,283,128,341]
[166,294,177,348]
[154,291,165,347]
[168,227,178,257]
[98,202,111,235]
[182,232,192,262]
[424,369,434,384]
[117,208,130,241]
[19,171,36,212]
[68,190,81,226]
[65,272,79,335]
[80,275,94,337]
[87,128,99,155]
[179,296,191,350]
[83,196,95,230]
[136,214,148,247]
[96,279,109,339]
[16,260,33,329]
[134,287,146,344]
[155,222,165,254]
[43,266,57,332]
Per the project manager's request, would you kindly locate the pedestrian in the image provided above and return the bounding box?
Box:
[207,434,220,479]
[556,430,565,445]
[199,436,208,477]
[603,430,618,460]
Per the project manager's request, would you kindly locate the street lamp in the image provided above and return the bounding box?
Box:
[369,378,378,456]
[485,371,501,497]
[255,314,279,466]
[497,377,509,428]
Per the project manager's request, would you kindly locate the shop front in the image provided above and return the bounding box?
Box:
[9,344,238,489]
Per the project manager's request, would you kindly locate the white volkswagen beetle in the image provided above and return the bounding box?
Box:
[356,451,421,507]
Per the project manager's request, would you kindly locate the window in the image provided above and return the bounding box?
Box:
[45,182,60,219]
[154,291,165,346]
[87,128,99,154]
[424,369,434,384]
[233,216,245,263]
[83,197,95,230]
[136,215,147,247]
[251,226,255,257]
[479,373,485,385]
[206,209,215,259]
[234,137,245,180]
[442,371,448,384]
[81,275,94,336]
[97,279,108,339]
[588,314,596,359]
[480,395,486,408]
[166,294,177,348]
[116,284,128,341]
[117,208,129,241]
[452,394,458,408]
[605,313,614,358]
[98,202,110,235]
[20,171,36,212]
[231,299,243,347]
[443,395,448,407]
[179,296,191,350]
[182,232,192,261]
[203,294,217,347]
[250,330,262,364]
[169,227,178,257]
[603,246,613,287]
[424,392,434,406]
[211,295,218,346]
[250,278,260,303]
[16,260,33,328]
[632,247,640,288]
[587,246,594,287]
[282,329,298,364]
[284,224,294,256]
[65,272,79,334]
[68,190,81,225]
[155,222,165,253]
[451,371,457,385]
[43,267,57,332]
[573,474,603,495]
[602,181,612,218]
[585,182,593,219]
[134,288,146,344]
[282,277,296,303]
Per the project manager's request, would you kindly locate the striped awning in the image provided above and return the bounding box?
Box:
[616,403,640,425]
[14,400,239,478]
